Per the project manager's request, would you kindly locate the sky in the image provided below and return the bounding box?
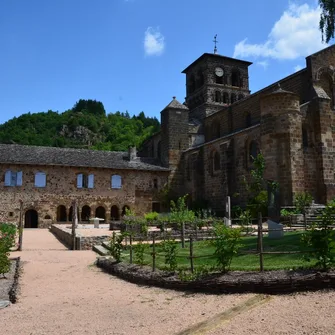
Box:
[0,0,330,124]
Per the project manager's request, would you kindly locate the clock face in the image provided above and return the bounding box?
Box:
[215,67,224,77]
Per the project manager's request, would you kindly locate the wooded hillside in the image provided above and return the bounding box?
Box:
[0,99,160,151]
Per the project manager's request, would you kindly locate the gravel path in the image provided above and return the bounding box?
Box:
[2,229,335,335]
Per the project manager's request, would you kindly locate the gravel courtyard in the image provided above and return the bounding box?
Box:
[1,229,335,335]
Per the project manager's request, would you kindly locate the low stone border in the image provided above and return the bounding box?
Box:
[96,257,335,294]
[8,257,21,303]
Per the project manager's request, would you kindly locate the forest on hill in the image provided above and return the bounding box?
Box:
[0,99,160,151]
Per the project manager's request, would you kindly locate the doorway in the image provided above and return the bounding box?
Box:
[25,209,38,228]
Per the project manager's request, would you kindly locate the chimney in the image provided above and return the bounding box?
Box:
[128,145,137,161]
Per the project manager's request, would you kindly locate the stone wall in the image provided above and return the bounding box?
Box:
[50,224,110,250]
[0,164,168,227]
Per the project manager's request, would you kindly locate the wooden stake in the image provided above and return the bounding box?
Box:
[258,212,264,272]
[152,235,156,272]
[18,200,24,251]
[181,222,185,248]
[129,234,133,264]
[190,237,194,273]
[71,200,78,250]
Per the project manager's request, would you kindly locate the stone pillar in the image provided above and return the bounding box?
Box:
[260,86,303,206]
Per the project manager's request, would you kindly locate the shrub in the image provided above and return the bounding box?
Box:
[144,212,159,222]
[162,238,178,271]
[211,223,242,272]
[0,223,17,276]
[109,232,124,262]
[301,200,335,270]
[134,240,147,265]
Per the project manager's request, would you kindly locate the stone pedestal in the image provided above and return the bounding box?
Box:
[267,219,284,239]
[93,218,99,229]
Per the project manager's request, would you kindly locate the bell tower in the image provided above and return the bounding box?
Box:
[182,40,252,121]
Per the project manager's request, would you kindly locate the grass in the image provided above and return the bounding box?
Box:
[120,231,320,271]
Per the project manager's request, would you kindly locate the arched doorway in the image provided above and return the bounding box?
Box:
[121,205,130,216]
[81,205,91,221]
[111,205,120,221]
[57,205,67,222]
[25,209,38,228]
[95,206,106,221]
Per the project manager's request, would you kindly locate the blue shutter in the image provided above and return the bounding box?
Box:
[112,175,122,189]
[88,174,94,189]
[77,174,83,188]
[4,171,11,186]
[35,172,46,187]
[16,171,23,186]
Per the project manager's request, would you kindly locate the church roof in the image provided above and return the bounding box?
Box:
[163,97,189,110]
[182,53,252,73]
[0,144,169,172]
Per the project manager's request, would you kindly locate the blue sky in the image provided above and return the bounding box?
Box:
[0,0,328,124]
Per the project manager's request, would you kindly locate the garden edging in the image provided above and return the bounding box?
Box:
[96,257,335,294]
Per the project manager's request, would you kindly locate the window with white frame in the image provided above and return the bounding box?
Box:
[77,173,94,189]
[111,175,122,189]
[35,172,46,188]
[4,170,23,187]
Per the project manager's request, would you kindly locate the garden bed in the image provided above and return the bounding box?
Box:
[0,257,21,304]
[96,256,335,294]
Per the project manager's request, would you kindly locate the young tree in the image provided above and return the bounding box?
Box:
[319,0,335,43]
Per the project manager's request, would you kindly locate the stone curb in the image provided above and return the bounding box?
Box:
[8,257,21,303]
[96,257,335,294]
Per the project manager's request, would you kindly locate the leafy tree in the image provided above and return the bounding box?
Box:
[319,0,335,42]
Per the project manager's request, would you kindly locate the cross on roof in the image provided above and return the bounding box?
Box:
[213,34,218,54]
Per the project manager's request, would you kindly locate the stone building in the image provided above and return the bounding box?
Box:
[140,44,335,214]
[0,144,168,228]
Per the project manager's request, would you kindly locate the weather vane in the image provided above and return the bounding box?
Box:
[213,34,218,54]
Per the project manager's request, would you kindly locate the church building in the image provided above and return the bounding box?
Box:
[140,44,335,214]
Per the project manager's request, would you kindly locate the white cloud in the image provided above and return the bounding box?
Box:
[257,60,269,69]
[144,27,165,56]
[233,3,327,60]
[294,64,303,72]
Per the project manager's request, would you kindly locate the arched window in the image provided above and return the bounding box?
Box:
[222,92,229,104]
[35,172,46,188]
[111,175,122,189]
[319,72,334,109]
[238,94,244,101]
[212,122,220,139]
[44,215,51,220]
[215,91,221,102]
[214,152,220,171]
[189,75,196,93]
[231,70,241,87]
[302,127,308,148]
[249,141,259,162]
[231,93,237,103]
[197,70,204,88]
[157,141,161,160]
[216,74,224,84]
[246,113,252,127]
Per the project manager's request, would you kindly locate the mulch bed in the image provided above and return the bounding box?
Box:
[0,257,21,303]
[96,257,335,294]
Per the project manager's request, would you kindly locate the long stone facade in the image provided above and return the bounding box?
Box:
[0,145,169,228]
[139,45,335,214]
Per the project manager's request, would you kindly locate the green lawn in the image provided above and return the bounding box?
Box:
[120,231,319,271]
